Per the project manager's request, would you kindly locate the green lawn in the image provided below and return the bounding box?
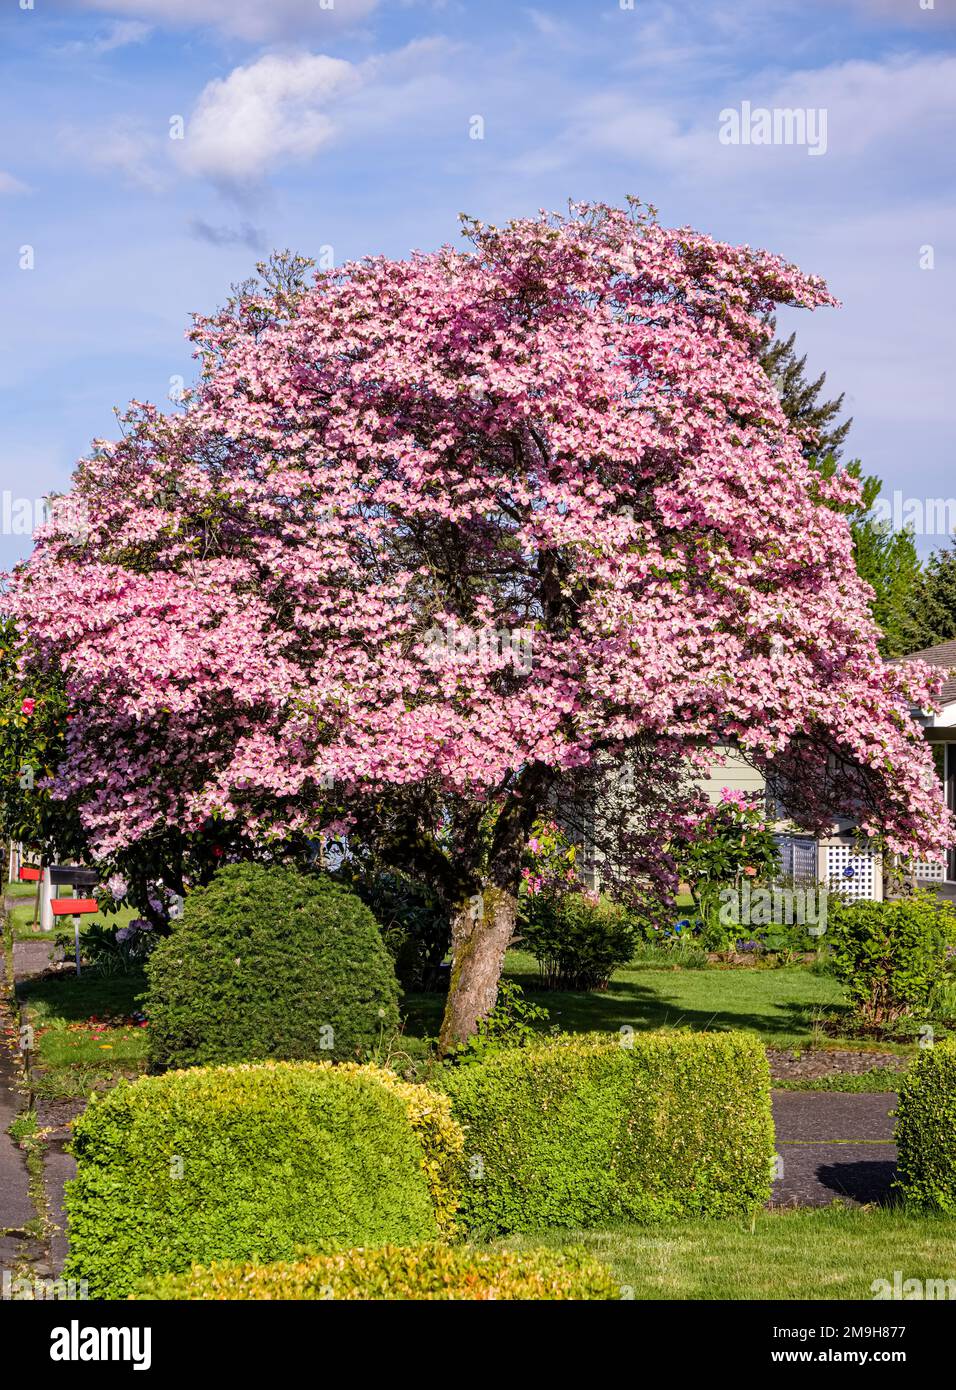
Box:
[19,969,149,1099]
[404,950,849,1050]
[4,879,39,900]
[502,1206,956,1299]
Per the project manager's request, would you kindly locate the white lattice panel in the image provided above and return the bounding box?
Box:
[825,843,881,900]
[912,858,946,883]
[775,835,819,886]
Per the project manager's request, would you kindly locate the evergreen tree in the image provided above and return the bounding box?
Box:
[851,501,922,658]
[904,542,956,652]
[761,324,853,463]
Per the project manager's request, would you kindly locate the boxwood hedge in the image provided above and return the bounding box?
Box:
[144,863,400,1068]
[135,1242,617,1301]
[894,1036,956,1211]
[64,1061,463,1299]
[438,1030,774,1233]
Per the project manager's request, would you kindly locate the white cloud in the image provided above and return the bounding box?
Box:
[507,52,956,185]
[75,0,379,43]
[178,52,361,189]
[763,54,956,159]
[0,171,27,194]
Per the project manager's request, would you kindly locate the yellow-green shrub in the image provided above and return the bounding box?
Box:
[134,1242,617,1300]
[894,1037,956,1210]
[329,1062,464,1236]
[438,1030,774,1233]
[65,1061,463,1299]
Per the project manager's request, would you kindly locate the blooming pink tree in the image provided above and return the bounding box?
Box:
[3,202,951,1046]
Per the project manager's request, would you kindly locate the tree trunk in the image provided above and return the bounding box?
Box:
[438,886,519,1053]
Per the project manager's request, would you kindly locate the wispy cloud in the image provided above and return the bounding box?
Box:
[58,19,153,56]
[502,51,956,188]
[74,0,379,43]
[188,217,265,250]
[58,120,166,192]
[0,171,28,195]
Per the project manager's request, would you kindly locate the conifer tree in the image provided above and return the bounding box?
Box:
[904,542,956,652]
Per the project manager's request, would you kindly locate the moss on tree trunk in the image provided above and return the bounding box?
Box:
[438,886,519,1053]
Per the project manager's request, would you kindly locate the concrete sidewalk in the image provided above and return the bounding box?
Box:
[1,939,58,1294]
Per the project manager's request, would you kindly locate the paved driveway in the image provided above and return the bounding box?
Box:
[771,1091,898,1207]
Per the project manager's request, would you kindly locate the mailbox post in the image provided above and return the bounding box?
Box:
[50,897,99,976]
[44,866,100,935]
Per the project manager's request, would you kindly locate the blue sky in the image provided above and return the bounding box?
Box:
[1,0,954,568]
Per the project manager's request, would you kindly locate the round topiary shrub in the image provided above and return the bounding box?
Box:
[64,1062,459,1299]
[144,863,400,1068]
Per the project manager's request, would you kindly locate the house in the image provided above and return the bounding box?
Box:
[702,743,885,902]
[703,639,956,902]
[894,637,956,894]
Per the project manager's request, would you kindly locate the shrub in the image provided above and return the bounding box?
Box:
[334,1063,464,1236]
[56,918,157,977]
[64,1060,463,1299]
[670,792,781,951]
[337,866,450,990]
[438,1030,773,1234]
[135,1242,616,1301]
[518,892,639,990]
[144,863,400,1068]
[453,980,551,1065]
[825,893,956,1028]
[894,1037,956,1211]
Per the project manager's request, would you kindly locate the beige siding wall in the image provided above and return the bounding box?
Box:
[698,744,766,805]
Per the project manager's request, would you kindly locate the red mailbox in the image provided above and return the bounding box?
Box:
[18,866,41,883]
[51,898,98,916]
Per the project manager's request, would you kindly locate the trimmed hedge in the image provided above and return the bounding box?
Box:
[438,1030,774,1233]
[145,863,400,1068]
[135,1242,617,1301]
[332,1062,464,1236]
[64,1061,463,1299]
[894,1037,956,1211]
